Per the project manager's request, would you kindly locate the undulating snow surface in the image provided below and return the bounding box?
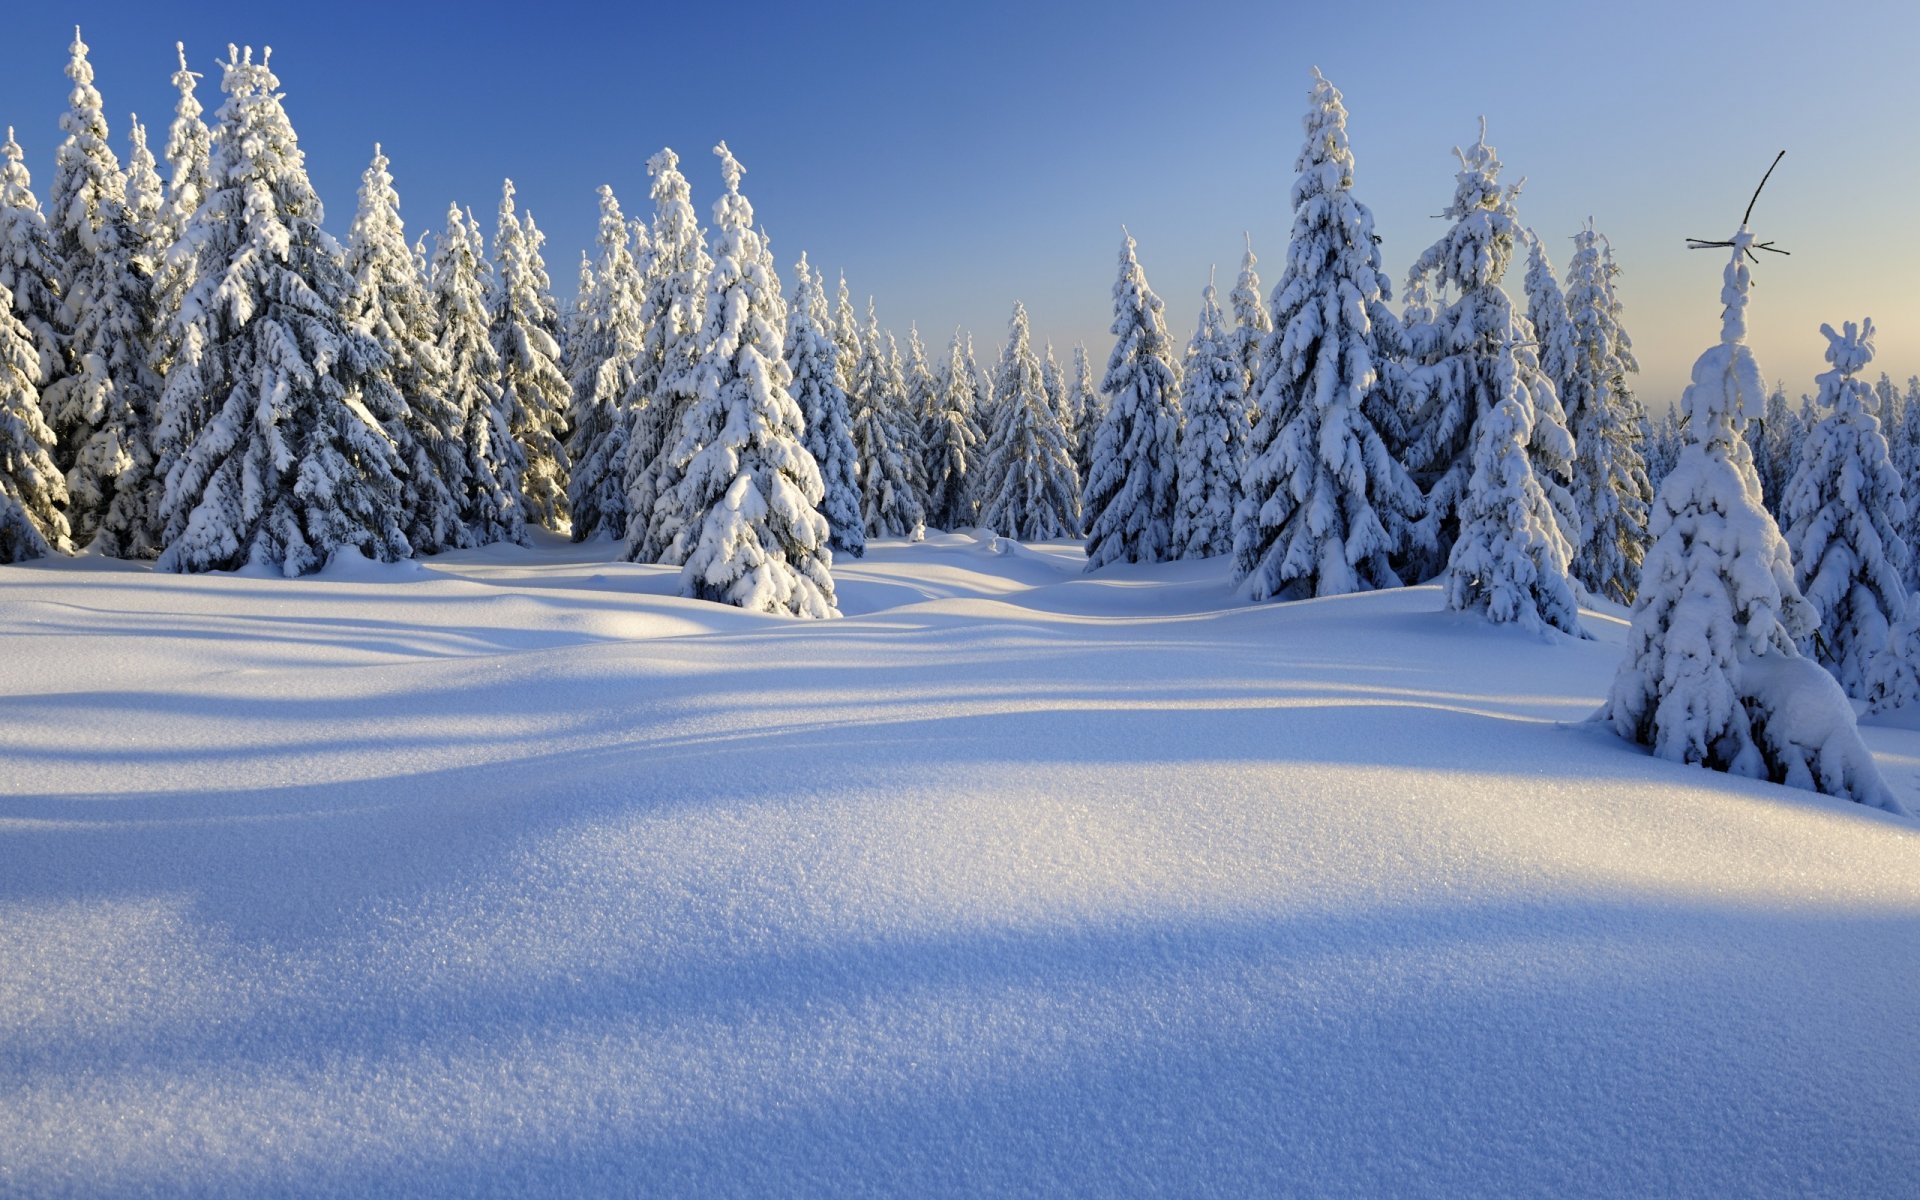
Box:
[2,530,1916,1197]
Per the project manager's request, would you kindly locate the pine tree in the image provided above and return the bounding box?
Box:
[1084,231,1181,568]
[1235,71,1422,600]
[627,149,712,562]
[156,47,409,576]
[0,281,69,560]
[1782,318,1909,698]
[490,180,569,530]
[832,272,861,397]
[561,250,596,386]
[51,28,162,556]
[1172,279,1246,559]
[0,130,69,414]
[566,185,645,541]
[1403,121,1575,589]
[1561,224,1652,603]
[786,253,863,557]
[978,301,1081,540]
[1602,228,1898,813]
[432,204,523,546]
[149,45,213,385]
[668,143,836,617]
[848,300,926,539]
[1896,378,1920,589]
[340,145,464,554]
[1228,233,1270,425]
[122,117,164,276]
[923,329,981,531]
[1518,230,1584,547]
[1067,343,1100,479]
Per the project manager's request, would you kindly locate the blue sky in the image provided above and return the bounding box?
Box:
[6,0,1919,405]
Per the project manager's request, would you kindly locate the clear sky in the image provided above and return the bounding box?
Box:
[5,0,1918,406]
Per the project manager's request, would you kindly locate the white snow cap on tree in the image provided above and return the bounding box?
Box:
[785,253,864,558]
[1172,276,1246,559]
[157,46,410,576]
[1782,317,1909,699]
[1234,69,1423,601]
[1603,224,1900,814]
[0,279,70,561]
[667,143,837,618]
[149,45,214,386]
[1083,230,1182,569]
[1228,233,1270,424]
[979,301,1081,541]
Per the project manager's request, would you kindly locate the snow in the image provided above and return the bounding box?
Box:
[2,531,1917,1197]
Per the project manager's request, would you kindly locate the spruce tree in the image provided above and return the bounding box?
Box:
[156,47,409,576]
[1603,227,1897,812]
[491,180,569,531]
[1403,122,1575,588]
[123,117,164,276]
[626,149,711,562]
[561,251,596,386]
[1228,234,1270,425]
[1782,318,1909,698]
[668,143,836,617]
[342,145,464,554]
[832,273,861,397]
[923,329,981,531]
[978,301,1081,540]
[565,185,645,541]
[1235,71,1422,600]
[1083,231,1181,569]
[0,130,69,413]
[0,280,70,560]
[1067,343,1100,479]
[433,204,523,547]
[149,45,213,385]
[786,253,864,557]
[51,28,161,556]
[1172,279,1246,559]
[1518,230,1583,546]
[1562,224,1651,603]
[1895,378,1920,589]
[848,300,926,539]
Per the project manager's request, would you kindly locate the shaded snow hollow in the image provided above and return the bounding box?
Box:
[1,529,1916,1197]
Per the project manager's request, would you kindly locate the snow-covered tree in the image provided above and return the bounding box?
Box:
[122,117,164,275]
[785,252,863,557]
[561,251,595,383]
[156,46,409,576]
[148,45,213,385]
[1228,233,1270,424]
[1172,279,1246,559]
[342,144,464,554]
[832,273,861,396]
[978,301,1080,540]
[1781,318,1909,698]
[666,143,836,617]
[433,203,524,547]
[51,29,162,556]
[1041,341,1066,422]
[1083,232,1181,568]
[923,329,981,531]
[1642,405,1683,496]
[1561,224,1652,603]
[1403,122,1575,587]
[0,130,69,411]
[1235,70,1423,600]
[1066,343,1100,479]
[848,300,926,539]
[0,281,69,560]
[1895,378,1920,589]
[491,180,569,530]
[626,148,710,562]
[1602,229,1899,813]
[566,185,645,541]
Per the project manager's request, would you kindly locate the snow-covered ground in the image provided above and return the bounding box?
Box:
[2,530,1916,1198]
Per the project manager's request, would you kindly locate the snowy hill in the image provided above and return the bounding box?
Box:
[2,530,1916,1197]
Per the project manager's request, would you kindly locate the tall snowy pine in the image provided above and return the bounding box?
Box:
[979,301,1081,541]
[666,143,836,617]
[1234,71,1422,600]
[1561,224,1651,603]
[1781,318,1909,699]
[1228,234,1270,425]
[848,301,926,539]
[0,130,69,420]
[1602,226,1898,812]
[433,203,524,547]
[566,185,645,542]
[785,253,864,557]
[157,47,409,575]
[491,180,570,530]
[0,279,70,560]
[1083,232,1181,568]
[51,29,162,556]
[1172,279,1247,559]
[149,45,213,385]
[923,329,982,531]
